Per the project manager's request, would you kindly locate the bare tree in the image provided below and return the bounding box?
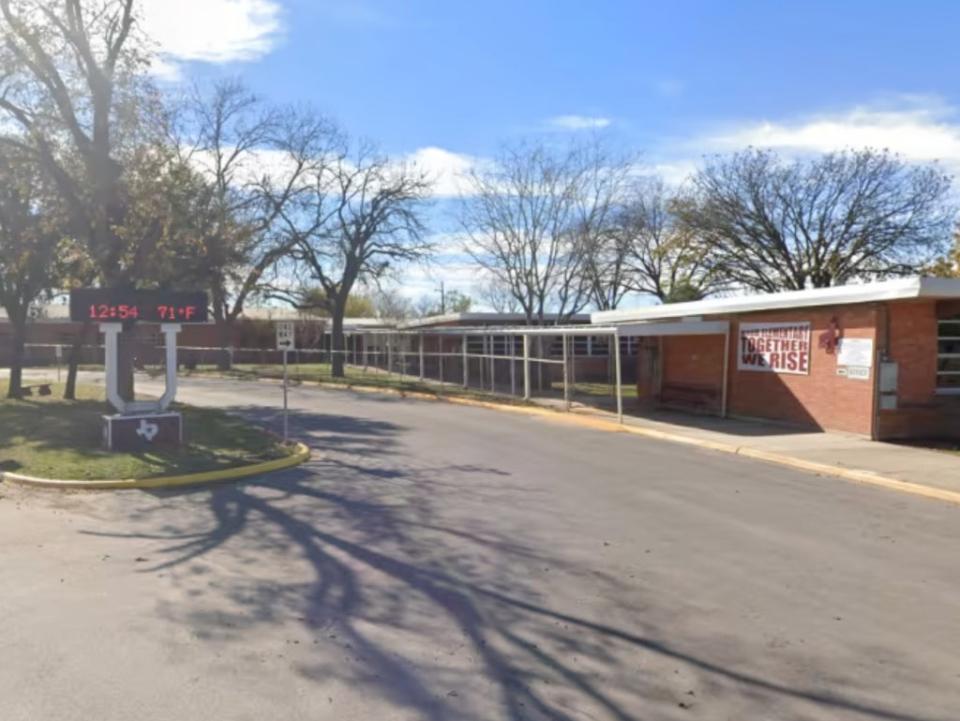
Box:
[176,81,332,368]
[371,287,415,320]
[617,178,722,303]
[474,274,522,313]
[675,148,955,292]
[461,140,633,324]
[272,138,433,377]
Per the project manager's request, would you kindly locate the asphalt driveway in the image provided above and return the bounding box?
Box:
[1,377,958,720]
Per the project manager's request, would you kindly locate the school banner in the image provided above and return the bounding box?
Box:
[738,322,811,375]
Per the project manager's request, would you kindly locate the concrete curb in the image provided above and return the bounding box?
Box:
[0,442,312,490]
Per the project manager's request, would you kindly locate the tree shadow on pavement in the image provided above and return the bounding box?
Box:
[79,412,950,721]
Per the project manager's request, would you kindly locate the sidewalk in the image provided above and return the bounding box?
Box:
[559,401,960,501]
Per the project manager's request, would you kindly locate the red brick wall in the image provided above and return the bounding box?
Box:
[876,300,942,439]
[885,301,937,404]
[662,335,726,388]
[727,307,878,435]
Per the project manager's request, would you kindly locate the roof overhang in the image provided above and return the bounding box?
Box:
[591,277,960,325]
[615,320,729,337]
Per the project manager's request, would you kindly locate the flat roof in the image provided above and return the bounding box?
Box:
[591,277,960,324]
[399,312,591,330]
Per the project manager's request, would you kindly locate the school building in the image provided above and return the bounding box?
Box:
[592,277,960,441]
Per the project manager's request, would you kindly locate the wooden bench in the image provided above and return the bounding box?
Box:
[659,383,719,411]
[21,384,53,397]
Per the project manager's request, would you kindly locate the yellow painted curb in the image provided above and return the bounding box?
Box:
[1,442,311,490]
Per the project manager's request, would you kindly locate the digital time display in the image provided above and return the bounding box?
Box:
[69,289,209,324]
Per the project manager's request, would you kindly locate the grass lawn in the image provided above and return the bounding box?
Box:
[181,362,639,405]
[0,381,295,481]
[182,362,528,402]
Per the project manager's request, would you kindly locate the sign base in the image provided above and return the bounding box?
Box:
[103,413,183,452]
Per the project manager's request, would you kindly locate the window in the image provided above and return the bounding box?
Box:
[465,335,522,356]
[937,319,960,390]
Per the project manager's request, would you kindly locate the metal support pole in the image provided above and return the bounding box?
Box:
[721,326,730,418]
[282,349,289,442]
[510,335,516,396]
[479,335,485,388]
[490,334,496,393]
[439,346,445,388]
[419,332,425,381]
[462,335,468,388]
[614,329,623,424]
[562,334,570,410]
[363,333,369,371]
[571,335,577,390]
[387,338,393,378]
[523,334,531,400]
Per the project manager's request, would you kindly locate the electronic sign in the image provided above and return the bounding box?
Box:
[69,289,209,324]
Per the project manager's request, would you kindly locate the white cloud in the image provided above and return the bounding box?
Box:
[406,147,481,197]
[139,0,283,78]
[648,160,697,187]
[701,98,960,171]
[546,115,612,131]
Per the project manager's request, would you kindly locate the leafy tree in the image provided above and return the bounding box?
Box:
[675,148,955,292]
[414,288,473,317]
[0,0,160,399]
[283,288,378,318]
[0,147,65,397]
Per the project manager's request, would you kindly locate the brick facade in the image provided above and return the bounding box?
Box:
[634,298,960,439]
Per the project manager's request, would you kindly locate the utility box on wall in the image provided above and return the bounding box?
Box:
[879,362,899,410]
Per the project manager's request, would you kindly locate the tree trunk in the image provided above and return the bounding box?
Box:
[216,319,233,371]
[6,319,26,399]
[331,310,346,378]
[64,323,89,401]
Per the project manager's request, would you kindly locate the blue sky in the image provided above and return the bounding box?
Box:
[143,0,960,302]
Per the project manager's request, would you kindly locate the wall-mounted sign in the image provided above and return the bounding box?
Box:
[837,338,873,368]
[738,322,811,375]
[836,337,873,381]
[69,288,208,324]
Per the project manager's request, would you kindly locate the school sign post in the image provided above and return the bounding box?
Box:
[69,288,209,451]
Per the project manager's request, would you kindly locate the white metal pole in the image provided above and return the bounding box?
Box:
[439,343,445,388]
[479,335,485,388]
[562,334,570,410]
[283,349,289,442]
[721,325,730,418]
[510,335,516,396]
[614,329,623,424]
[462,335,468,388]
[523,334,531,400]
[490,334,496,393]
[419,332,425,381]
